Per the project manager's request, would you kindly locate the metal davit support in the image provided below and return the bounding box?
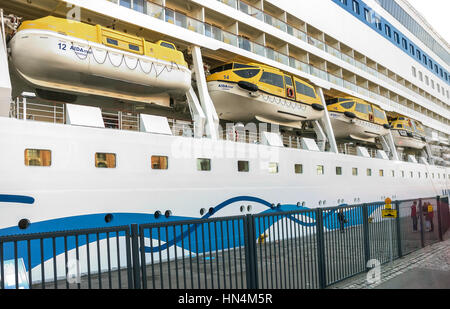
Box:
[315,87,338,153]
[0,9,12,117]
[186,87,206,138]
[190,46,219,139]
[385,131,400,161]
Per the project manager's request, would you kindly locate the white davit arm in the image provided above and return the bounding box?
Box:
[0,9,12,118]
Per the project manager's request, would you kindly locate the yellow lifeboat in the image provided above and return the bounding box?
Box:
[206,62,324,128]
[9,16,191,104]
[326,97,390,143]
[389,116,427,149]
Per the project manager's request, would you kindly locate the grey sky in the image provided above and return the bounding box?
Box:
[407,0,450,45]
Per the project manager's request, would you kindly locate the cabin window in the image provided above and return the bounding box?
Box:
[151,156,168,170]
[401,171,405,178]
[317,165,324,175]
[259,72,284,88]
[295,164,303,174]
[233,69,261,79]
[95,153,116,168]
[352,168,358,176]
[210,64,233,74]
[352,0,360,14]
[385,25,391,37]
[391,170,395,177]
[197,158,211,171]
[238,161,249,172]
[25,149,51,167]
[106,38,119,46]
[394,32,399,44]
[295,81,316,98]
[396,124,403,128]
[336,167,342,175]
[341,102,355,109]
[379,170,384,177]
[269,162,279,174]
[373,108,386,119]
[366,168,372,176]
[410,171,413,178]
[129,44,140,52]
[355,103,368,114]
[234,63,257,69]
[160,42,175,49]
[284,76,293,87]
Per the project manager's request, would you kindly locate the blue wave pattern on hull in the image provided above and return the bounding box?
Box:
[0,196,382,271]
[0,194,35,204]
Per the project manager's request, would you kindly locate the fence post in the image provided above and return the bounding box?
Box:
[243,215,258,289]
[418,199,425,248]
[436,196,443,242]
[130,224,141,289]
[362,204,371,269]
[395,201,403,258]
[315,208,326,289]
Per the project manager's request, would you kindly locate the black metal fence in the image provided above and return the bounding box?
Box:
[1,196,449,289]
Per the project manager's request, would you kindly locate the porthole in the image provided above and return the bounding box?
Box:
[209,207,215,215]
[154,211,161,219]
[297,202,301,207]
[240,206,245,213]
[323,200,327,206]
[319,201,322,206]
[302,202,306,207]
[276,203,281,208]
[271,203,275,209]
[200,208,206,216]
[104,214,113,223]
[247,205,252,212]
[165,210,172,218]
[18,219,30,230]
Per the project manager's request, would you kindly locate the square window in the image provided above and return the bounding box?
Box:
[367,168,372,176]
[317,165,324,175]
[151,156,168,170]
[391,170,395,177]
[269,162,279,174]
[25,149,52,167]
[379,170,384,177]
[238,160,250,172]
[352,168,358,176]
[295,164,303,174]
[197,158,211,171]
[336,166,342,175]
[95,153,116,168]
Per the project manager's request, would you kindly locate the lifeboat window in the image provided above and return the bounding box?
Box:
[284,76,293,87]
[210,64,233,74]
[317,165,324,175]
[336,166,342,175]
[260,72,284,88]
[197,158,211,171]
[151,156,168,170]
[373,108,386,119]
[233,69,261,79]
[295,81,316,98]
[160,42,175,50]
[238,161,250,172]
[106,38,118,46]
[340,102,355,109]
[233,63,257,69]
[95,153,116,168]
[129,44,140,52]
[397,124,403,128]
[355,103,368,114]
[295,164,303,174]
[25,149,51,167]
[269,162,279,174]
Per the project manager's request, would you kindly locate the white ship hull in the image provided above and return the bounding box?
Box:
[9,29,192,103]
[329,112,390,143]
[207,81,324,128]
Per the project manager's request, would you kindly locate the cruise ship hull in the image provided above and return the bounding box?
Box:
[207,81,324,128]
[9,30,192,104]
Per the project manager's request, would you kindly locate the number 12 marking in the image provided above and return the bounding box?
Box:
[58,43,67,50]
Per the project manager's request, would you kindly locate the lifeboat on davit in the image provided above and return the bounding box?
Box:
[9,16,191,104]
[326,97,390,143]
[389,116,427,150]
[206,62,324,128]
